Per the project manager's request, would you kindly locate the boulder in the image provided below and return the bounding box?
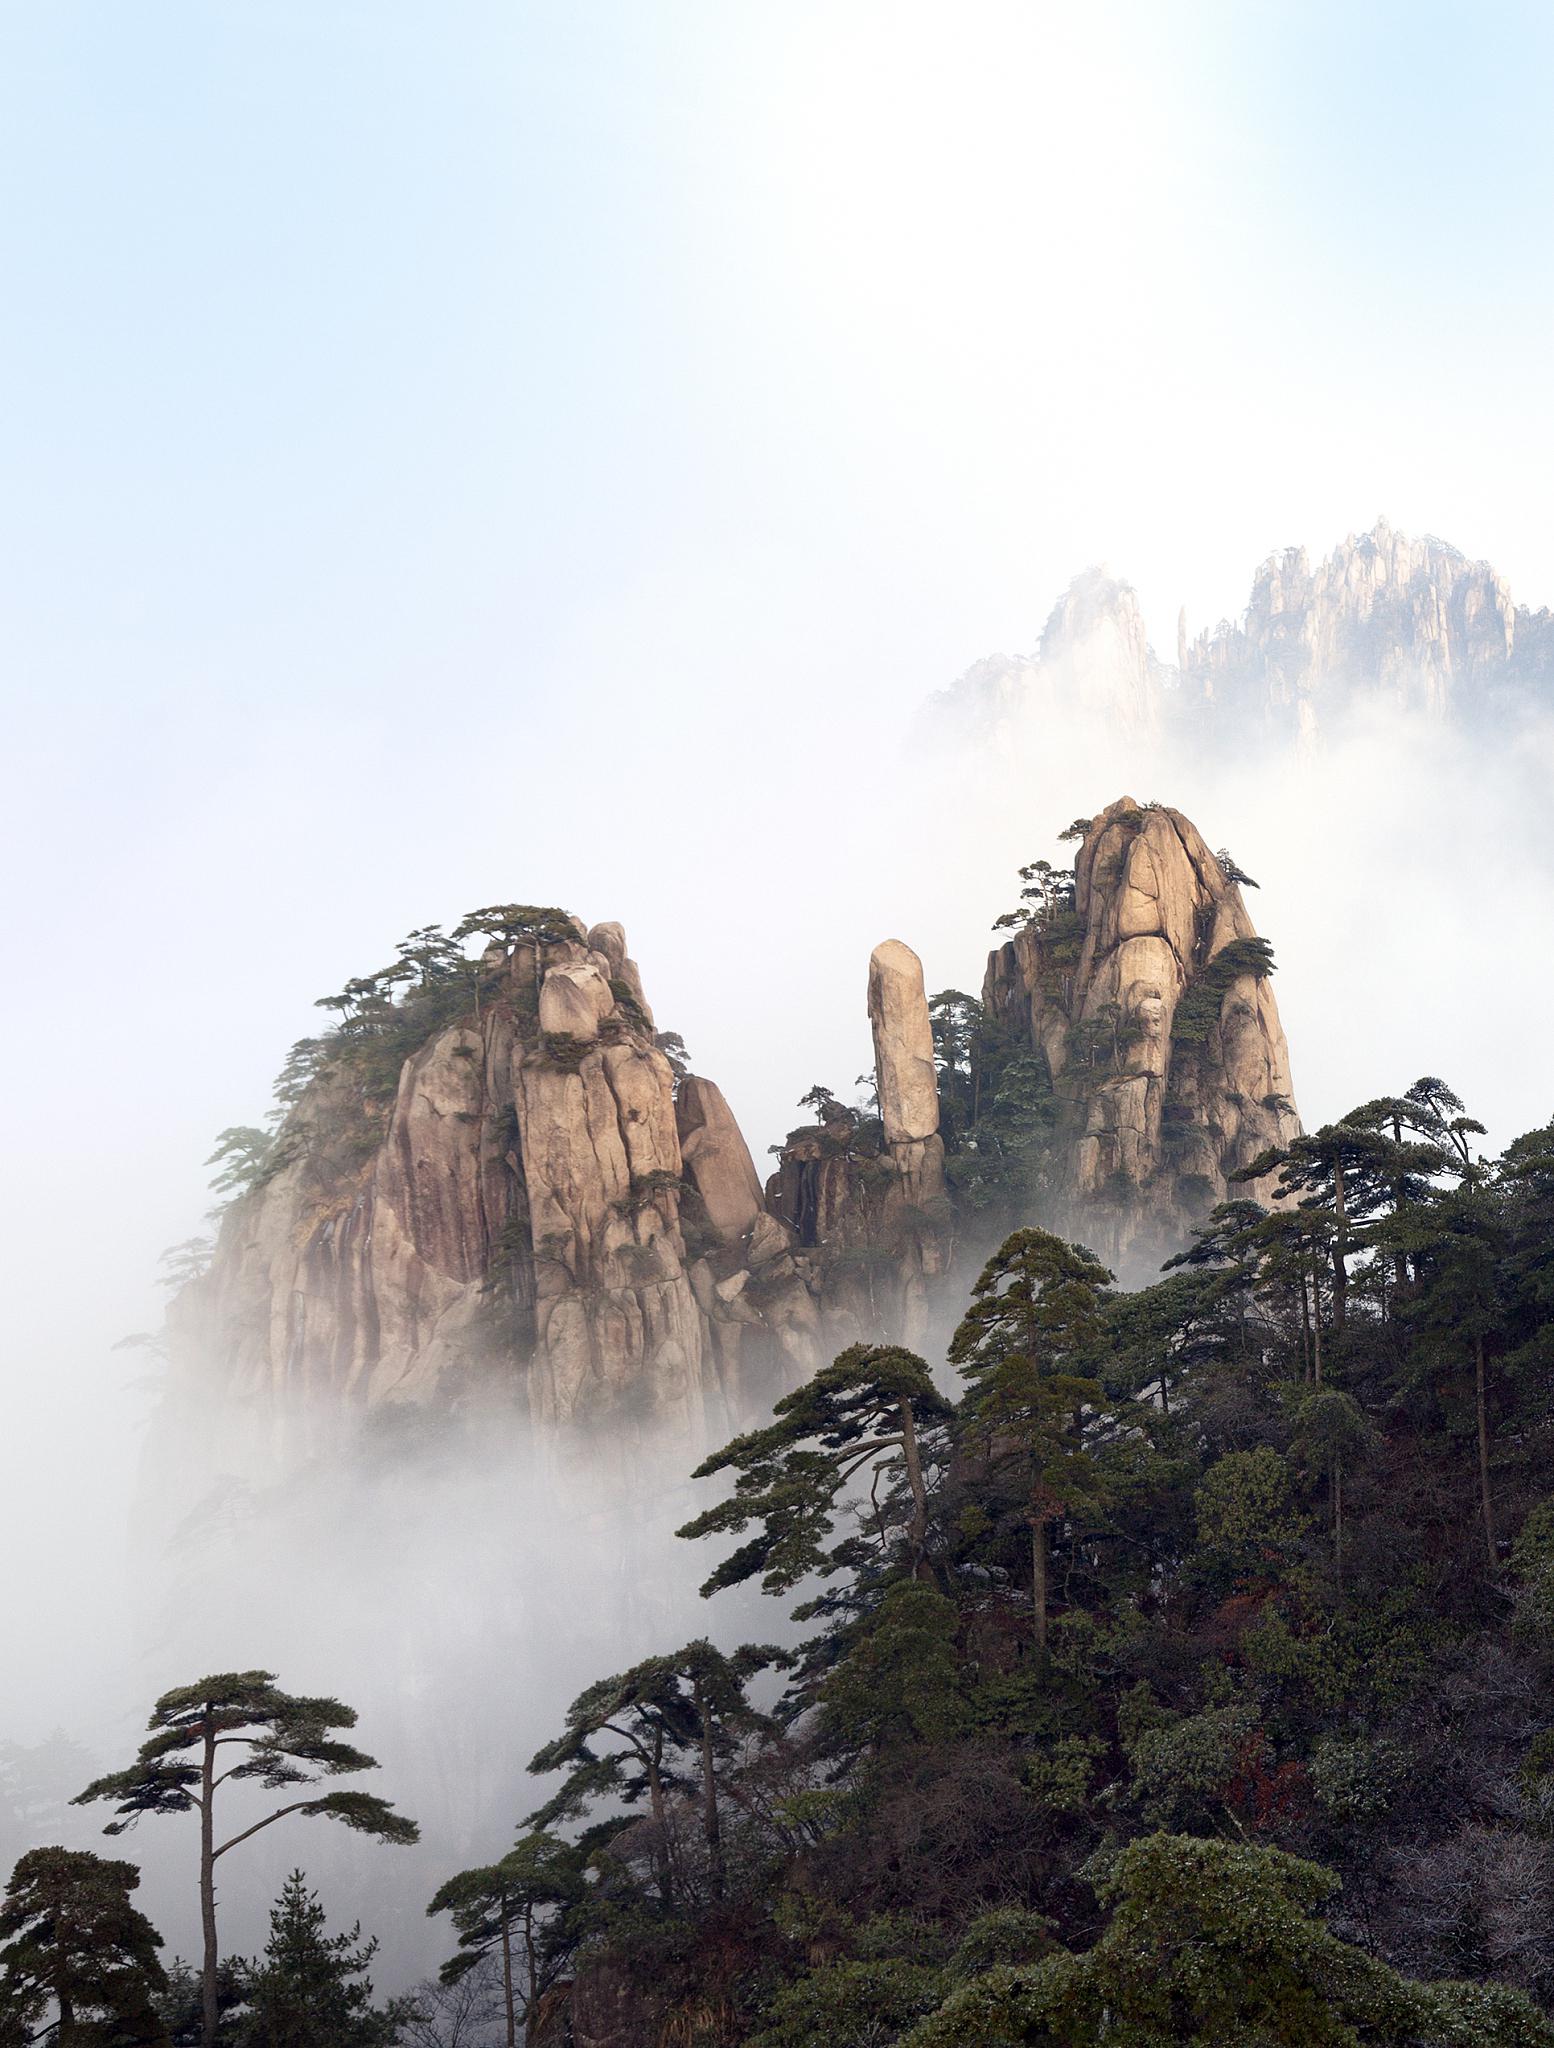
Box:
[675,1076,764,1242]
[539,961,614,1041]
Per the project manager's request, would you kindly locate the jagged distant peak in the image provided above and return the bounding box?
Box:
[924,518,1548,746]
[1038,564,1146,656]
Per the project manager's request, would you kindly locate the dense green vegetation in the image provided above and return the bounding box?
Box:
[407,1077,1554,2045]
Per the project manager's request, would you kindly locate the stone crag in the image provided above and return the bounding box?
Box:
[172,922,954,1460]
[173,799,1299,1452]
[981,797,1300,1276]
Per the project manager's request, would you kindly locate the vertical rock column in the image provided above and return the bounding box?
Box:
[867,939,949,1346]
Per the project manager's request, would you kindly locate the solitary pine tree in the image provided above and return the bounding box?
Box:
[74,1673,416,2048]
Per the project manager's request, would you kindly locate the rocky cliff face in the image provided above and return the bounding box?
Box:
[172,922,956,1461]
[171,919,752,1455]
[981,797,1300,1275]
[928,521,1552,745]
[764,940,952,1353]
[1183,520,1525,734]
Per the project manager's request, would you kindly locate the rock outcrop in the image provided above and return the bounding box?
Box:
[170,922,962,1465]
[927,568,1167,742]
[1183,520,1523,733]
[981,797,1300,1275]
[763,939,952,1351]
[172,809,1301,1459]
[170,921,786,1461]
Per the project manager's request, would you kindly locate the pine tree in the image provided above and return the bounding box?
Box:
[950,1230,1112,1652]
[427,1833,581,2048]
[74,1673,417,2048]
[529,1643,776,1905]
[234,1873,410,2048]
[678,1344,953,1597]
[0,1846,167,2047]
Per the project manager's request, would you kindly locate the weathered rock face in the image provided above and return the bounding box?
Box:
[173,916,967,1468]
[982,797,1300,1275]
[170,924,791,1460]
[173,817,1301,1460]
[1183,520,1522,733]
[870,939,940,1145]
[764,939,951,1350]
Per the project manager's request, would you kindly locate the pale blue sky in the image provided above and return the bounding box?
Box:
[5,2,1554,1713]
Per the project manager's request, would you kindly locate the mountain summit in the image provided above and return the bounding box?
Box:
[932,520,1553,743]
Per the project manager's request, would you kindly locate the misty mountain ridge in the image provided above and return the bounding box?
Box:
[928,519,1554,745]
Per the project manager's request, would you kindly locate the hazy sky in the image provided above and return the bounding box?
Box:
[4,2,1554,1732]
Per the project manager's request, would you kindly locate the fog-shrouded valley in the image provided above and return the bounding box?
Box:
[8,508,1554,2044]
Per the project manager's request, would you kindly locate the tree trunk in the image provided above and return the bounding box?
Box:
[200,1716,219,2048]
[899,1398,929,1566]
[500,1896,517,2048]
[1032,1515,1048,1654]
[523,1904,539,2048]
[1297,1271,1312,1382]
[694,1683,723,1898]
[647,1746,672,1906]
[1310,1253,1324,1385]
[1331,1163,1349,1336]
[1476,1332,1495,1565]
[1333,1455,1343,1596]
[1390,1114,1410,1305]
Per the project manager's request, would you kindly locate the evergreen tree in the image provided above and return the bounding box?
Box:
[950,1230,1112,1651]
[0,1848,166,2048]
[74,1674,417,2048]
[905,1834,1554,2047]
[678,1345,953,1597]
[529,1643,775,1905]
[427,1833,581,2048]
[234,1872,410,2048]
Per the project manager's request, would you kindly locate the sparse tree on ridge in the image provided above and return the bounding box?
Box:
[74,1673,417,2048]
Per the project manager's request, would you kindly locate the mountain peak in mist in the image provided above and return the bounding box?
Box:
[931,519,1552,743]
